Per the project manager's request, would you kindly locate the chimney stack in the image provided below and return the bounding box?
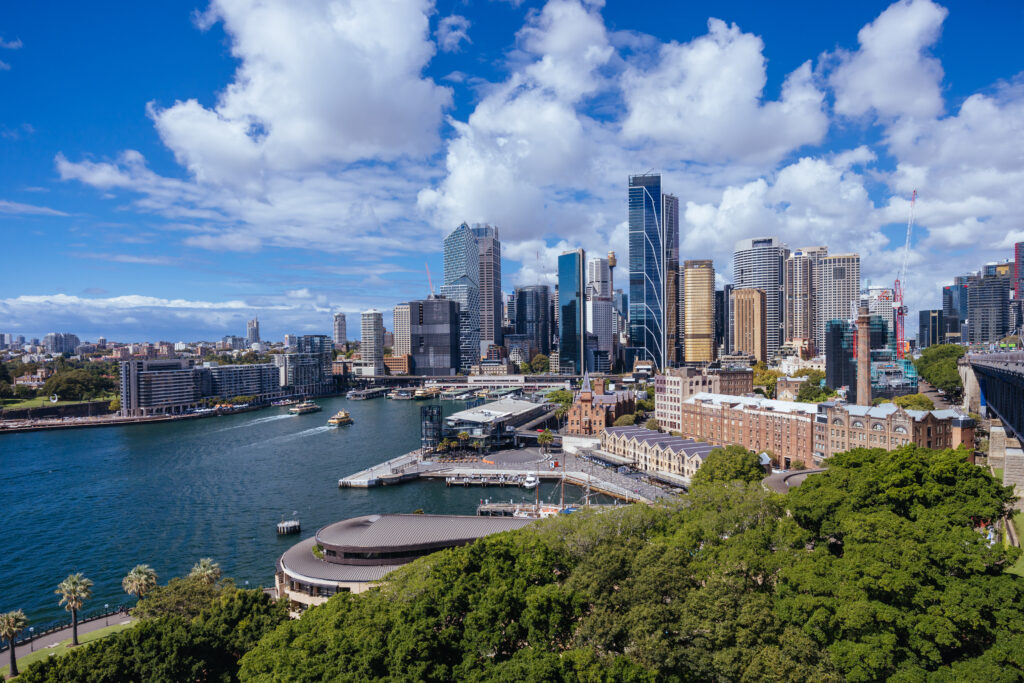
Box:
[856,306,871,406]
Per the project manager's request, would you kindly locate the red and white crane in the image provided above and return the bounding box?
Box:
[894,190,916,360]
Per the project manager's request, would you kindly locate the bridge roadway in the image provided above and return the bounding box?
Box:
[968,352,1024,442]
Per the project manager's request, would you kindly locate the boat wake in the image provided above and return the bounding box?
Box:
[267,425,333,443]
[212,414,293,432]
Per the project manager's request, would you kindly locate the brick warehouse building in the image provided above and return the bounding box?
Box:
[813,402,975,459]
[654,367,754,433]
[566,373,635,435]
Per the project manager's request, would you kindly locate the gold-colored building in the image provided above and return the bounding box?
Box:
[683,260,716,363]
[731,288,767,363]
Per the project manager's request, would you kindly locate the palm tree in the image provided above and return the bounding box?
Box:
[122,564,158,601]
[538,429,554,454]
[0,609,28,678]
[189,558,221,585]
[56,573,93,646]
[457,431,469,458]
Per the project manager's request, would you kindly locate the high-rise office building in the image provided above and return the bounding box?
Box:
[1015,242,1024,300]
[918,310,944,349]
[731,288,767,363]
[408,297,459,376]
[360,309,385,375]
[585,257,614,371]
[470,224,502,348]
[558,249,586,374]
[440,222,481,373]
[733,237,788,359]
[628,174,679,369]
[333,312,347,346]
[393,303,411,357]
[513,285,550,357]
[43,332,81,355]
[825,319,857,403]
[968,265,1011,343]
[683,260,715,363]
[246,318,260,345]
[818,253,861,348]
[784,246,826,355]
[865,286,895,349]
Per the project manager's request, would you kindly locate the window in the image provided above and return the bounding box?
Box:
[872,423,884,431]
[894,426,907,434]
[851,420,864,429]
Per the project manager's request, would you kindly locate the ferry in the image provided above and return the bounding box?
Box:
[327,410,354,426]
[289,401,322,415]
[414,387,440,400]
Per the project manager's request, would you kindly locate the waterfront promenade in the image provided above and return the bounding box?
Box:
[340,447,671,503]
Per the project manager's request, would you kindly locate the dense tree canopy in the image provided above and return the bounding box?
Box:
[914,344,965,398]
[893,393,936,410]
[42,368,116,401]
[530,354,549,374]
[690,444,766,486]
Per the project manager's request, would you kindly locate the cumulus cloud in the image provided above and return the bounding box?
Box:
[829,0,947,120]
[437,15,471,53]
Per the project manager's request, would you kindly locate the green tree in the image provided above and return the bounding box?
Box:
[0,609,29,678]
[796,377,831,403]
[519,362,531,375]
[56,573,93,646]
[893,393,935,410]
[538,429,554,453]
[644,418,659,431]
[122,564,159,600]
[691,445,765,486]
[914,343,965,397]
[457,431,470,457]
[132,577,227,621]
[108,395,121,413]
[530,354,549,374]
[613,414,635,427]
[189,558,222,585]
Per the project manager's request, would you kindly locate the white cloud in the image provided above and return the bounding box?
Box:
[0,36,22,49]
[437,15,471,53]
[829,0,947,120]
[0,199,68,216]
[621,19,828,164]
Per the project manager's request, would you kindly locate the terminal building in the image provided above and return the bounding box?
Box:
[276,514,533,615]
[443,398,550,449]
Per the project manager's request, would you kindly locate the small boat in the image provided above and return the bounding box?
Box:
[277,520,301,534]
[522,473,539,490]
[272,398,299,406]
[327,410,353,426]
[289,401,321,415]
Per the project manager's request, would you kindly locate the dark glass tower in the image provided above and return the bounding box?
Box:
[627,173,679,370]
[513,285,550,356]
[558,249,586,374]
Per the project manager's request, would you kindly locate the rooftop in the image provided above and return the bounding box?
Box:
[446,398,544,424]
[316,513,533,553]
[685,392,819,415]
[604,426,717,461]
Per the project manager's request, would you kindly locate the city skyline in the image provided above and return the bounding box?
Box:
[2,1,1023,340]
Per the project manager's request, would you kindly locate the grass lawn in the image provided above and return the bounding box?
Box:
[993,468,1004,482]
[0,621,132,677]
[0,394,115,410]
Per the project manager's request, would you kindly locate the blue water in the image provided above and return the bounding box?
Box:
[0,397,585,624]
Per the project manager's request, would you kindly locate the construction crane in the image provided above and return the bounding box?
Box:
[894,190,916,360]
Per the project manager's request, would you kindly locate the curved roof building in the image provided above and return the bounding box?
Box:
[276,513,533,615]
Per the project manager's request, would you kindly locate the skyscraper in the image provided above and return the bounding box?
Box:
[683,260,715,363]
[470,224,502,348]
[628,173,679,369]
[408,297,459,376]
[715,284,733,356]
[1015,242,1024,300]
[360,309,385,375]
[968,264,1011,343]
[784,246,826,355]
[918,310,944,349]
[585,257,614,371]
[440,222,480,374]
[825,319,857,402]
[558,249,586,374]
[865,286,895,349]
[393,303,411,357]
[332,312,347,346]
[246,318,260,346]
[733,237,787,359]
[818,253,861,349]
[731,288,767,363]
[513,285,550,358]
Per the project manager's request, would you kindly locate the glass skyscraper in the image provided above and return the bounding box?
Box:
[470,224,502,347]
[734,236,789,360]
[627,173,679,370]
[558,249,586,374]
[440,222,480,374]
[513,285,550,356]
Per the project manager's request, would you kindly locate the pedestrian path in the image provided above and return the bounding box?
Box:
[4,614,134,674]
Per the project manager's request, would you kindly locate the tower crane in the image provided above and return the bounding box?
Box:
[894,190,916,360]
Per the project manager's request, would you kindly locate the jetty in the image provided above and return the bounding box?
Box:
[346,387,389,400]
[338,447,671,504]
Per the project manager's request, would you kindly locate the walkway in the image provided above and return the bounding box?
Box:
[762,468,827,494]
[5,613,134,670]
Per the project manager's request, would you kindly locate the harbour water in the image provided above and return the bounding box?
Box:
[0,397,597,624]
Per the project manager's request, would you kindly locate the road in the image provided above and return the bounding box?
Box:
[917,379,954,410]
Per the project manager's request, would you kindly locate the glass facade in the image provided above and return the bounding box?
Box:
[628,174,678,369]
[409,297,460,376]
[441,223,481,373]
[558,250,585,374]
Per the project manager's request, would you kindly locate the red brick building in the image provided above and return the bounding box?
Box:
[566,374,635,436]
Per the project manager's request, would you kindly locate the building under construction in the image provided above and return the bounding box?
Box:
[826,314,918,402]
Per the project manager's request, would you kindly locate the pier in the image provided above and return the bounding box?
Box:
[338,447,673,504]
[346,387,389,400]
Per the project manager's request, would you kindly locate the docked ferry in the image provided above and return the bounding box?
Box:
[327,410,353,426]
[289,401,322,415]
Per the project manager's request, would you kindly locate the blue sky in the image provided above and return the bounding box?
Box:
[1,0,1023,342]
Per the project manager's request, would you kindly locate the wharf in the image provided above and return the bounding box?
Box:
[476,501,619,516]
[347,387,389,400]
[338,447,671,504]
